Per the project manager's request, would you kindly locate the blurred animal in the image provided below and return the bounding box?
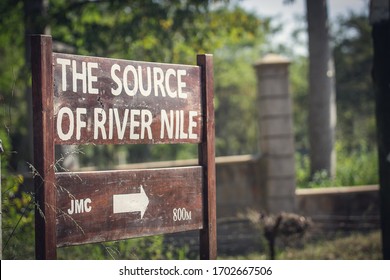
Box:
[246,210,312,259]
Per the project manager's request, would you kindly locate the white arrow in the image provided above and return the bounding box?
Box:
[113,186,149,218]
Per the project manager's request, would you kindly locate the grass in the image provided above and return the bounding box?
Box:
[222,230,382,260]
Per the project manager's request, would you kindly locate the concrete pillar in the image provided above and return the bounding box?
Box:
[254,54,296,213]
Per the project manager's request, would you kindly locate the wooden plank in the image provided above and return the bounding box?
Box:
[53,53,202,145]
[197,54,217,260]
[55,166,203,247]
[31,35,57,259]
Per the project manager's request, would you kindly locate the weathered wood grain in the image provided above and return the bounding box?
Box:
[197,54,217,260]
[55,166,203,247]
[31,35,57,260]
[53,53,202,145]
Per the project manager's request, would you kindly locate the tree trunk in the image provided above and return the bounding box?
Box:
[23,0,49,170]
[306,0,337,178]
[370,0,390,260]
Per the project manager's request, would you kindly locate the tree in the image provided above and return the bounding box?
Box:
[282,0,337,178]
[306,0,336,178]
[370,0,390,260]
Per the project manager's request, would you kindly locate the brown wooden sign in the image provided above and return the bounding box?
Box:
[53,53,202,145]
[31,35,216,260]
[56,167,203,247]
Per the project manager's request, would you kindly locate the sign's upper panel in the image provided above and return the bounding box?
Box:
[53,53,202,145]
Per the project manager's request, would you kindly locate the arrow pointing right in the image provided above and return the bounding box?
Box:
[113,186,149,218]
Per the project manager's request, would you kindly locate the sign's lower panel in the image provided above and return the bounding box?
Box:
[55,166,203,247]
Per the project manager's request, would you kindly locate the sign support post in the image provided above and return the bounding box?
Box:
[197,55,217,260]
[31,35,57,259]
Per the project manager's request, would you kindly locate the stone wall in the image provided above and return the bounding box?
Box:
[296,185,380,230]
[215,155,265,217]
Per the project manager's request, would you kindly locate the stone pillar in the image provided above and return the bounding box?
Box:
[254,54,296,213]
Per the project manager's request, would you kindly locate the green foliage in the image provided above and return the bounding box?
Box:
[334,11,375,152]
[1,104,35,259]
[213,8,269,156]
[297,141,378,188]
[75,144,198,169]
[2,174,35,259]
[0,129,12,171]
[290,56,309,152]
[0,0,29,167]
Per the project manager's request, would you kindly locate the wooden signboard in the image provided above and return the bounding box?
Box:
[31,35,216,259]
[53,52,203,145]
[56,167,203,247]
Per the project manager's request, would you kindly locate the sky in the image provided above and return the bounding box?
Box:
[239,0,369,55]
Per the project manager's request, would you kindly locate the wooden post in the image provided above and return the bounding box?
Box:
[31,35,57,259]
[370,0,390,260]
[197,54,217,260]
